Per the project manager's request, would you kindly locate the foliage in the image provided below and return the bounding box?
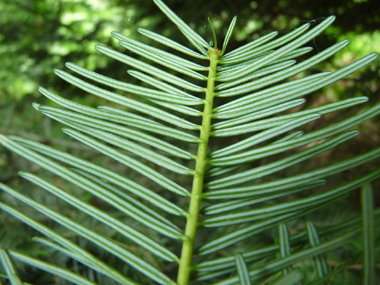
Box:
[1,0,380,284]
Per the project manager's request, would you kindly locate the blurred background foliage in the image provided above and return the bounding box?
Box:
[0,0,379,284]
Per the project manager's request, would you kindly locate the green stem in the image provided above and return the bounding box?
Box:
[177,49,220,285]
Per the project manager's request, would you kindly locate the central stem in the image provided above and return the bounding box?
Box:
[177,49,220,285]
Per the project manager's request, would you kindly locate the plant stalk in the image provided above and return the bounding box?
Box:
[177,48,220,285]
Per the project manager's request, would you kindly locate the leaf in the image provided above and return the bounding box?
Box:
[138,28,208,59]
[0,203,136,284]
[205,144,380,191]
[118,41,207,80]
[219,22,310,65]
[112,32,208,70]
[278,223,292,275]
[221,16,237,54]
[19,172,179,262]
[213,231,359,285]
[306,222,329,278]
[198,211,304,255]
[53,69,202,128]
[61,127,195,176]
[9,250,99,285]
[195,209,380,276]
[0,249,23,285]
[153,0,210,52]
[217,16,335,81]
[234,253,251,285]
[361,183,376,285]
[1,135,188,230]
[0,185,176,285]
[202,180,325,215]
[37,88,201,144]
